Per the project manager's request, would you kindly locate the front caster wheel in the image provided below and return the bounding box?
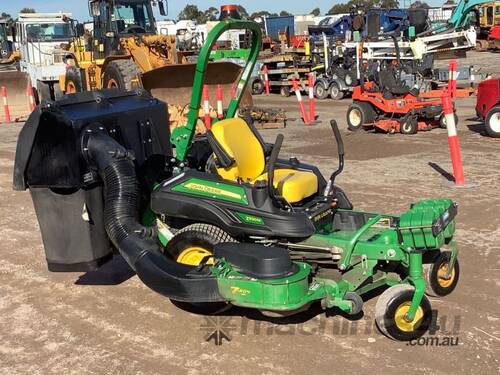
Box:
[375,284,431,341]
[423,251,460,297]
[344,292,363,315]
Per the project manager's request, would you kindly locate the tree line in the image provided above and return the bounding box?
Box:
[177,1,432,22]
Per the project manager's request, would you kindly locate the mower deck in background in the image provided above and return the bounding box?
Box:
[14,19,461,342]
[346,81,463,134]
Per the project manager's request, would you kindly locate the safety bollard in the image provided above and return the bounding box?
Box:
[203,84,211,129]
[442,89,465,185]
[216,84,224,120]
[448,60,458,98]
[308,73,316,122]
[262,65,270,95]
[1,86,11,123]
[292,78,309,124]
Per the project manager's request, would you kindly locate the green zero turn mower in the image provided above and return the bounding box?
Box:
[13,19,460,341]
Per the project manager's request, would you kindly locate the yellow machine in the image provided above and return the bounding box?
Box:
[0,18,20,66]
[476,2,500,50]
[478,1,500,27]
[61,0,246,108]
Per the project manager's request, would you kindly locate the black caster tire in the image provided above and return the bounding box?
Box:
[439,113,459,129]
[375,284,431,341]
[423,251,460,297]
[344,292,363,315]
[400,117,418,134]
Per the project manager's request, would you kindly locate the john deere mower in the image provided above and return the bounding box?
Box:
[14,19,460,341]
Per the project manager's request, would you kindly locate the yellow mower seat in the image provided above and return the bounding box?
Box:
[211,118,318,203]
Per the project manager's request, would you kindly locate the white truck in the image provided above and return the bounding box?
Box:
[15,12,74,101]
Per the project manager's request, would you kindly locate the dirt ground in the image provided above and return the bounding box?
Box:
[1,51,499,374]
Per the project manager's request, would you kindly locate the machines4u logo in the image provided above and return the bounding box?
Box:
[200,316,236,346]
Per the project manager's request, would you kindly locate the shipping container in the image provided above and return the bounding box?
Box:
[264,16,295,41]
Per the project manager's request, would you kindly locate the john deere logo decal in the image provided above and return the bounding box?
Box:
[185,182,242,200]
[172,178,249,205]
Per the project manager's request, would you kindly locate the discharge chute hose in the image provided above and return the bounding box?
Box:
[82,128,223,302]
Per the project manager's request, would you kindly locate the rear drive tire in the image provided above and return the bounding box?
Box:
[165,223,235,266]
[313,81,329,100]
[329,82,344,100]
[166,223,236,315]
[280,86,291,97]
[485,105,500,138]
[346,101,375,131]
[65,67,83,93]
[251,79,264,95]
[103,60,140,91]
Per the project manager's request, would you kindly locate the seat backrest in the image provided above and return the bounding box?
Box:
[211,118,265,181]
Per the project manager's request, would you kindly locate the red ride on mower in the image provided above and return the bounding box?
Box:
[346,82,455,135]
[476,77,500,137]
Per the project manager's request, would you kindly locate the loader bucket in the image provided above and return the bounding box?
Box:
[141,61,253,109]
[0,69,30,121]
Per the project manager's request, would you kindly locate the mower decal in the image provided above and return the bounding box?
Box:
[234,212,265,225]
[230,286,251,296]
[172,178,248,205]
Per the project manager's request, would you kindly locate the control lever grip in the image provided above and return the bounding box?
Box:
[330,120,344,156]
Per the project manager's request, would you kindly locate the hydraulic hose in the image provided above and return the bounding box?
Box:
[82,128,223,303]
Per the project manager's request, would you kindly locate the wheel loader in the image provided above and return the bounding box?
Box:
[0,18,29,121]
[60,0,247,108]
[0,18,19,66]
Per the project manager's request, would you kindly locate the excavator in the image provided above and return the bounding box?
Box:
[60,0,248,108]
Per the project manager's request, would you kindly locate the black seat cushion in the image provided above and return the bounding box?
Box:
[214,243,298,279]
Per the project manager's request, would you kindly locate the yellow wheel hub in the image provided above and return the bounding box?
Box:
[66,81,76,93]
[437,263,455,288]
[394,302,424,332]
[107,79,118,89]
[177,246,213,266]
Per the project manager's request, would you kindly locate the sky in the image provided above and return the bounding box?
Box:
[1,0,445,21]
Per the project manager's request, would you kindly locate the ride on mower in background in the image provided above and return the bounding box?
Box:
[346,59,458,134]
[14,19,460,341]
[476,77,500,137]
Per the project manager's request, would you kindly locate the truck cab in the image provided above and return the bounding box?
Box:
[16,12,74,100]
